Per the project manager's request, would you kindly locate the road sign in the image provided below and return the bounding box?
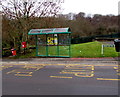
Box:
[101,44,115,55]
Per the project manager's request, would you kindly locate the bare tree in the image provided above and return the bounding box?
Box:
[1,0,62,19]
[1,0,63,51]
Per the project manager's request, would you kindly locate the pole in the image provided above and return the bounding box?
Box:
[24,48,25,55]
[36,35,38,56]
[57,34,59,56]
[46,34,48,56]
[69,33,71,57]
[101,44,104,55]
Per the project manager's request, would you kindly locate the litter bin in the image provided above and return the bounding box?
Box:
[11,48,16,56]
[22,42,27,48]
[114,39,120,52]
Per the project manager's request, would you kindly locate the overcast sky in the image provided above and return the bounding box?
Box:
[61,0,119,15]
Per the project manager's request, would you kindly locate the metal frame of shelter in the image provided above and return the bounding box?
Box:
[28,28,71,57]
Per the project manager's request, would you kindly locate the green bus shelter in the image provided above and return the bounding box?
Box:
[28,28,71,57]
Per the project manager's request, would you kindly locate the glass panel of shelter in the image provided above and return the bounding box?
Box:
[36,33,70,57]
[47,34,58,56]
[58,34,70,57]
[37,35,47,56]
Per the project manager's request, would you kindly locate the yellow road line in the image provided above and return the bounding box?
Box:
[50,76,72,79]
[97,78,120,81]
[2,64,118,66]
[65,67,93,70]
[60,70,94,74]
[0,65,13,71]
[117,73,120,75]
[6,69,18,74]
[23,65,44,71]
[64,70,90,71]
[15,72,33,76]
[66,65,93,67]
[75,73,94,77]
[16,72,33,74]
[91,66,94,70]
[64,66,94,70]
[114,67,118,69]
[15,74,32,76]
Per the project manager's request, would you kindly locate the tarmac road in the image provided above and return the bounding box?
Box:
[1,58,120,95]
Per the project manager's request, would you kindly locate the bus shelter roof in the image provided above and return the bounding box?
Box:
[28,28,71,35]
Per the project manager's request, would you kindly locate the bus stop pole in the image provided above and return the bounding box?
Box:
[46,34,48,56]
[101,44,104,55]
[36,35,38,56]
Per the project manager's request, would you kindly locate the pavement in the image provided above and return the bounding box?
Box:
[2,57,120,66]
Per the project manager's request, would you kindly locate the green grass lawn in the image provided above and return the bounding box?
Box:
[71,41,119,58]
[8,41,119,59]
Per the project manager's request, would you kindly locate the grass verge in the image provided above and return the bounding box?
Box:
[71,41,118,58]
[5,41,119,58]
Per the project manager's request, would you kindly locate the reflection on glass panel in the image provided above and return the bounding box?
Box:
[38,45,46,56]
[59,34,70,45]
[36,33,70,57]
[59,46,69,56]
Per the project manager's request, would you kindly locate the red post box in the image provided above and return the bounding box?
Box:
[11,48,16,56]
[22,42,26,48]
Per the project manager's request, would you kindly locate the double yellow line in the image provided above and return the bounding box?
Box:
[97,78,120,81]
[50,76,72,79]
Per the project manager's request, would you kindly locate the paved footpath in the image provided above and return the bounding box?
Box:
[2,57,120,65]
